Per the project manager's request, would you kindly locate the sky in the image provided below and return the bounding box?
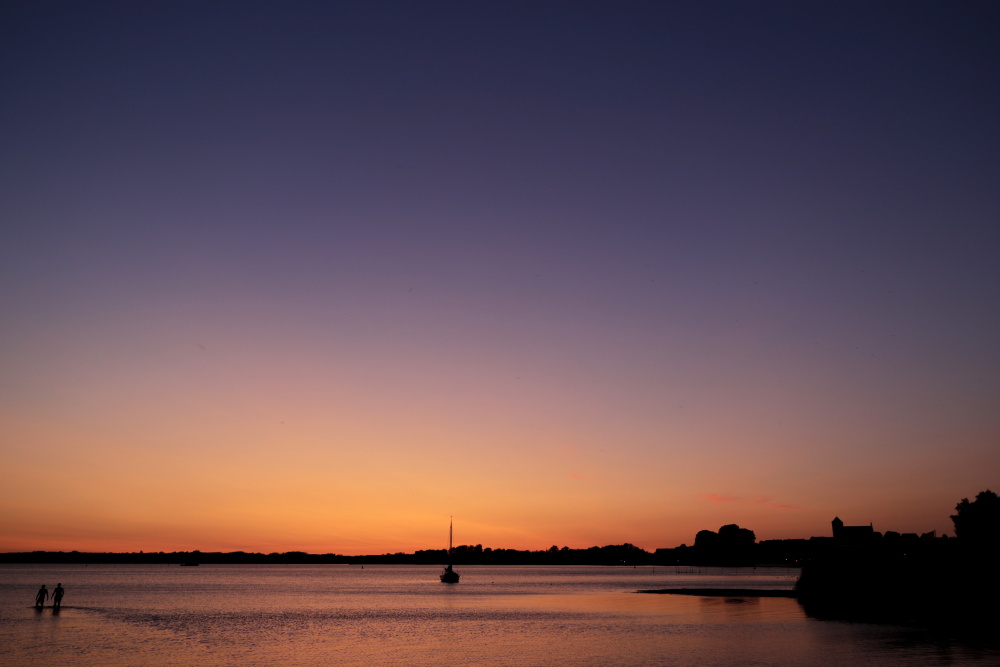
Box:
[2,1,998,555]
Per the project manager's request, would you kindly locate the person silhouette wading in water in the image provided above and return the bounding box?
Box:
[34,585,48,608]
[53,584,65,609]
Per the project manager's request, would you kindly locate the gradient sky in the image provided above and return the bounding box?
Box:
[2,1,998,555]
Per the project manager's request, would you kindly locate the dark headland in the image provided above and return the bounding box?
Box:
[642,490,1000,633]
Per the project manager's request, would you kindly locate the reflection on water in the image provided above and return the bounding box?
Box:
[1,564,996,666]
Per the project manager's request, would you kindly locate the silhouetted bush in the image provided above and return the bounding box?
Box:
[951,489,1000,552]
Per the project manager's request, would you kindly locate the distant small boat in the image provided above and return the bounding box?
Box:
[440,517,460,583]
[440,563,459,583]
[180,563,200,567]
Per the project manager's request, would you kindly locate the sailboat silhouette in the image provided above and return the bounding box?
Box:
[440,517,460,583]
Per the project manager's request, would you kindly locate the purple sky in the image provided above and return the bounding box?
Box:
[2,1,998,554]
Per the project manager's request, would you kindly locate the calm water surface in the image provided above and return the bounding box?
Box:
[1,564,995,666]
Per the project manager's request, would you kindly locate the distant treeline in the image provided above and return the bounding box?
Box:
[7,493,992,568]
[0,543,657,566]
[0,539,862,566]
[0,534,953,567]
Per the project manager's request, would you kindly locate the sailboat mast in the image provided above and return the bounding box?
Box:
[439,516,460,582]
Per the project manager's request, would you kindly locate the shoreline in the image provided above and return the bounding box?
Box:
[637,588,798,598]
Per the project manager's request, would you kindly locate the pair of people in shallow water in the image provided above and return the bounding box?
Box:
[35,583,64,609]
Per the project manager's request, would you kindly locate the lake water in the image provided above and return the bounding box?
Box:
[1,564,996,666]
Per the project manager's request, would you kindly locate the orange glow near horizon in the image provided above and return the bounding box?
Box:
[3,380,990,556]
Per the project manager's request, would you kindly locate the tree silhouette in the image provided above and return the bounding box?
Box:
[950,489,1000,551]
[694,530,719,550]
[718,524,755,548]
[692,524,756,565]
